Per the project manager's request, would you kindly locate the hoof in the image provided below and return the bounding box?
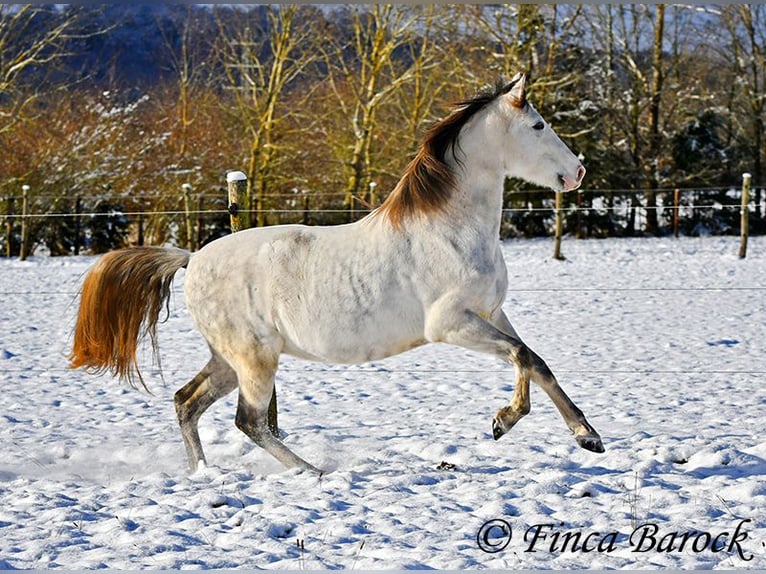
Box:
[576,434,605,453]
[492,418,506,441]
[492,406,527,441]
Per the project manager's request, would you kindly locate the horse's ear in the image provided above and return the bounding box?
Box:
[507,73,527,109]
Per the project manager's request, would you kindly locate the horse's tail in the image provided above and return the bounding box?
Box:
[69,246,191,389]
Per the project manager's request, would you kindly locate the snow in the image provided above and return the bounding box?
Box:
[226,171,248,183]
[1,236,765,569]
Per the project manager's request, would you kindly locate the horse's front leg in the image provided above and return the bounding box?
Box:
[492,368,531,440]
[487,312,531,439]
[426,304,604,453]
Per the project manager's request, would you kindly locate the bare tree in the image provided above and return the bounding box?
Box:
[0,5,84,134]
[644,4,665,235]
[215,5,318,227]
[390,5,451,157]
[156,6,217,249]
[577,5,665,233]
[721,5,766,217]
[317,5,426,216]
[157,6,207,162]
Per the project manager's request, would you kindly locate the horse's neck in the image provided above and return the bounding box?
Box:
[441,153,506,243]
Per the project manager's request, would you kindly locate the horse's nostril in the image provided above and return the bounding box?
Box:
[576,165,586,182]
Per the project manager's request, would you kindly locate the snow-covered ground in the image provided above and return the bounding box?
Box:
[1,235,765,569]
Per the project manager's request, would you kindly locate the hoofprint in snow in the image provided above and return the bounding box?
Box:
[1,236,764,569]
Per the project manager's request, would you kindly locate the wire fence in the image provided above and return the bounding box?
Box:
[2,188,765,217]
[0,204,761,221]
[1,177,763,261]
[0,184,763,199]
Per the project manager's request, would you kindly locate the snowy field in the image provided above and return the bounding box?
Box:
[1,235,765,570]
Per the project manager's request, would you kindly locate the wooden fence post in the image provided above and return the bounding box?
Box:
[369,181,378,207]
[4,196,13,258]
[19,185,29,261]
[226,171,248,233]
[74,195,82,255]
[345,187,354,223]
[553,190,565,260]
[182,183,194,252]
[196,195,204,251]
[302,192,311,226]
[226,170,279,438]
[673,188,680,238]
[739,173,751,259]
[575,189,583,239]
[137,202,145,247]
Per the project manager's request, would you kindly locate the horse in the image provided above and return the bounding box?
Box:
[69,74,604,473]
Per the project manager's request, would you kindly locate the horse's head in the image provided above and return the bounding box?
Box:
[377,74,586,229]
[486,73,585,192]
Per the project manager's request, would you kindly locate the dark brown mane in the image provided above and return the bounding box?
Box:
[377,78,518,229]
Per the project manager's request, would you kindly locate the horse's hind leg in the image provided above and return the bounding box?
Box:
[174,354,237,471]
[232,348,319,472]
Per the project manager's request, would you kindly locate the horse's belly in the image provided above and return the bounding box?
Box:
[281,332,426,364]
[275,302,426,364]
[263,236,426,363]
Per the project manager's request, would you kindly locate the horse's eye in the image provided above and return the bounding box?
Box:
[533,121,545,131]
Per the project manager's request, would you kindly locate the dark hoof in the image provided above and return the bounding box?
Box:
[492,418,507,441]
[492,406,527,441]
[576,435,605,453]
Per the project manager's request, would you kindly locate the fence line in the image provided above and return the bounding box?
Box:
[0,203,759,221]
[2,176,762,261]
[0,184,763,201]
[0,184,764,213]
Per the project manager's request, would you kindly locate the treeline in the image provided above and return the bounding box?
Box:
[1,4,765,255]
